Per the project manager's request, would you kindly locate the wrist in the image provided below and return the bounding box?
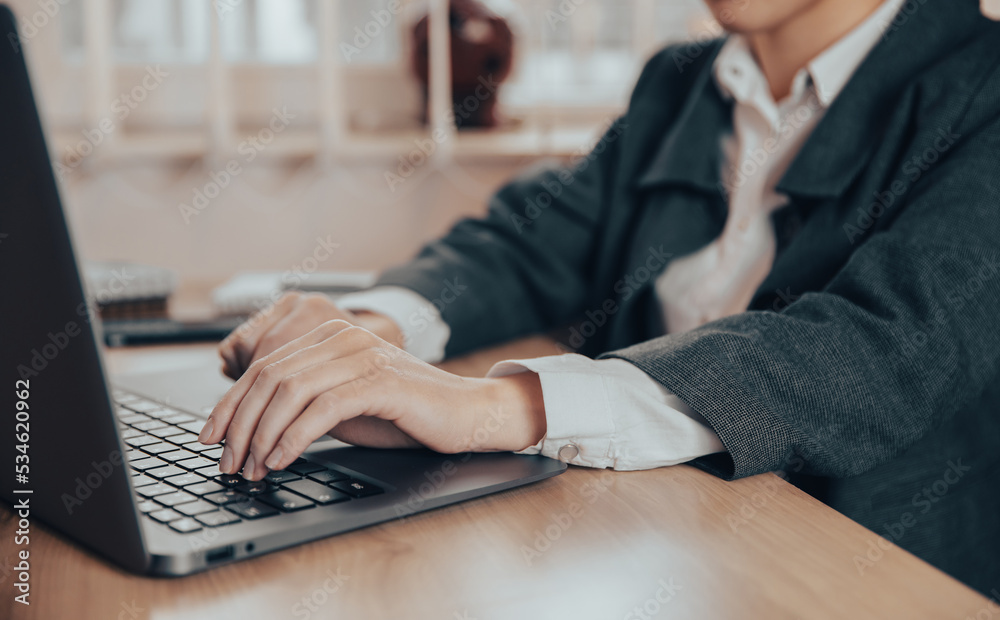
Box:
[483,373,547,452]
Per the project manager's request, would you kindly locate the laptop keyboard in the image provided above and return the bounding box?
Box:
[113,390,384,535]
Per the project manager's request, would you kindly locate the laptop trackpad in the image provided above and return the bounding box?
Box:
[113,361,235,417]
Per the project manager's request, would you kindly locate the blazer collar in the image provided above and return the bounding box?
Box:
[636,0,990,201]
[776,0,990,200]
[634,42,731,195]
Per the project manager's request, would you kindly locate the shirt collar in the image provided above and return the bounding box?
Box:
[714,0,906,110]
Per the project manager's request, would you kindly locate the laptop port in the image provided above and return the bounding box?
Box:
[205,545,235,564]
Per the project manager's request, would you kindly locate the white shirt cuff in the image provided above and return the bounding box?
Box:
[487,354,726,470]
[336,286,451,363]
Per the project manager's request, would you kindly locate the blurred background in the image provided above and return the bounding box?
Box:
[8,0,719,290]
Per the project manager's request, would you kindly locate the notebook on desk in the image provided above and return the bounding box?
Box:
[0,5,565,576]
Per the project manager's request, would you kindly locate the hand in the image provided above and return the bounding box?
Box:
[199,319,547,481]
[218,291,404,380]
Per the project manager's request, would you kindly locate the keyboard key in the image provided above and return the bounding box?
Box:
[137,483,175,498]
[331,479,383,498]
[125,399,163,413]
[159,449,200,463]
[125,436,159,448]
[119,413,150,425]
[186,481,225,496]
[164,472,206,487]
[156,490,198,507]
[130,457,167,471]
[196,511,241,527]
[132,474,157,487]
[225,499,279,520]
[214,474,243,487]
[182,442,217,453]
[307,469,349,484]
[286,461,326,475]
[175,500,216,516]
[167,432,199,445]
[142,442,178,455]
[161,412,196,424]
[281,479,350,505]
[178,456,217,471]
[149,508,182,523]
[120,428,142,439]
[263,470,301,484]
[234,480,275,495]
[114,391,140,403]
[133,420,167,431]
[147,465,188,479]
[204,489,246,505]
[258,490,315,512]
[149,426,186,438]
[168,518,202,533]
[201,446,224,459]
[178,421,208,434]
[136,500,159,512]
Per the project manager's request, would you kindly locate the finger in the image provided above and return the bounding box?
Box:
[250,306,317,365]
[219,292,302,376]
[251,293,352,365]
[200,319,355,446]
[216,325,378,474]
[242,352,376,480]
[264,380,375,471]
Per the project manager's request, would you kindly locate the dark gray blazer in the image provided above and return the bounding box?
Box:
[378,0,1000,594]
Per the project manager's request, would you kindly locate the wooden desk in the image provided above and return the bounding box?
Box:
[1,337,992,619]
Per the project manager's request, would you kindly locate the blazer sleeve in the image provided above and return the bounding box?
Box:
[604,111,1000,480]
[374,118,626,357]
[371,45,691,357]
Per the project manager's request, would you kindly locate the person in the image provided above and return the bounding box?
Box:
[198,0,1000,594]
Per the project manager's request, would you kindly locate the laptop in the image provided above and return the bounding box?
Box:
[0,5,565,576]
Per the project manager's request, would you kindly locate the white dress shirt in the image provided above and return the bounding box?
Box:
[337,0,904,470]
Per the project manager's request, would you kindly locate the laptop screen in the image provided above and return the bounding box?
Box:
[0,5,149,573]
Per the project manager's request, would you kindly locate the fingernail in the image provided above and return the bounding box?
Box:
[244,453,257,479]
[198,418,215,443]
[265,446,283,471]
[220,447,233,474]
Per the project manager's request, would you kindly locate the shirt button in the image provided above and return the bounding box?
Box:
[737,218,750,232]
[557,443,580,462]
